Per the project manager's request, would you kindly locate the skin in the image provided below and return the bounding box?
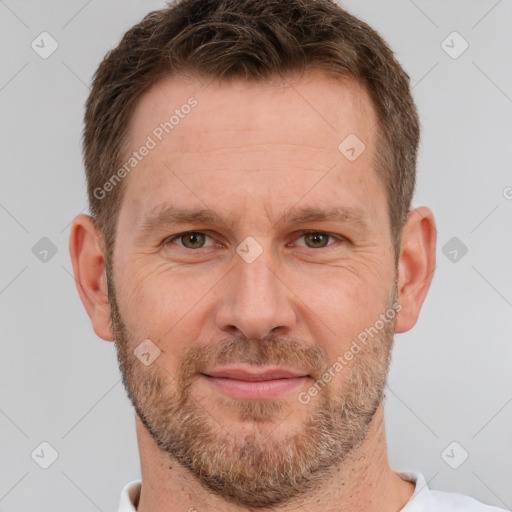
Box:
[70,70,436,512]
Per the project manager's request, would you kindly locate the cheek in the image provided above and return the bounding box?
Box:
[292,269,391,355]
[117,263,214,347]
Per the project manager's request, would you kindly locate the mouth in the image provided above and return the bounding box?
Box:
[200,366,311,400]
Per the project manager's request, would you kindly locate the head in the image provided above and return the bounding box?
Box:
[70,0,436,508]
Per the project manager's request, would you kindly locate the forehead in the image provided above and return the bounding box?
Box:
[119,70,382,231]
[128,70,375,157]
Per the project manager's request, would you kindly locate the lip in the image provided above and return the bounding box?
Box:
[201,366,310,400]
[203,366,308,381]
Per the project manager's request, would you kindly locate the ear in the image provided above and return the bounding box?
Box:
[395,206,437,333]
[69,214,113,341]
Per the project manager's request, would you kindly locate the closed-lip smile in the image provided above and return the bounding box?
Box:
[201,365,310,399]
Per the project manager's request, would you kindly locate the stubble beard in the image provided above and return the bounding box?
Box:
[108,275,396,508]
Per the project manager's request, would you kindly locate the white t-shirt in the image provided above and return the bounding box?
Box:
[117,470,510,512]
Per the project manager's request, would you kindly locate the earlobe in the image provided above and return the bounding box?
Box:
[69,214,114,341]
[395,207,437,334]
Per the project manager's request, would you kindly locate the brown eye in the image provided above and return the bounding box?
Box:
[181,232,205,248]
[303,232,331,248]
[167,232,212,249]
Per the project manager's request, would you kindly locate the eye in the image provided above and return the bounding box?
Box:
[163,230,345,251]
[165,231,215,249]
[293,231,343,249]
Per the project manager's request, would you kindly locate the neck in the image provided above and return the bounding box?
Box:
[135,404,415,512]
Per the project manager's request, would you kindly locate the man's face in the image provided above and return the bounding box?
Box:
[109,71,398,508]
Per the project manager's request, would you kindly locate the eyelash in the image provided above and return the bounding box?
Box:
[163,230,346,251]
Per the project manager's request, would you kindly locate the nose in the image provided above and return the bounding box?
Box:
[214,249,297,340]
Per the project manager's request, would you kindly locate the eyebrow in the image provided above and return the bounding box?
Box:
[135,203,370,242]
[282,205,369,228]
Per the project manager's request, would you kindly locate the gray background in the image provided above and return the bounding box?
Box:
[1,0,511,510]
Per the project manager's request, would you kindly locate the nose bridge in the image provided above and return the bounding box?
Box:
[215,241,296,338]
[237,251,279,306]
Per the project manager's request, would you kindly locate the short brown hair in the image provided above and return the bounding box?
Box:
[83,0,419,265]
